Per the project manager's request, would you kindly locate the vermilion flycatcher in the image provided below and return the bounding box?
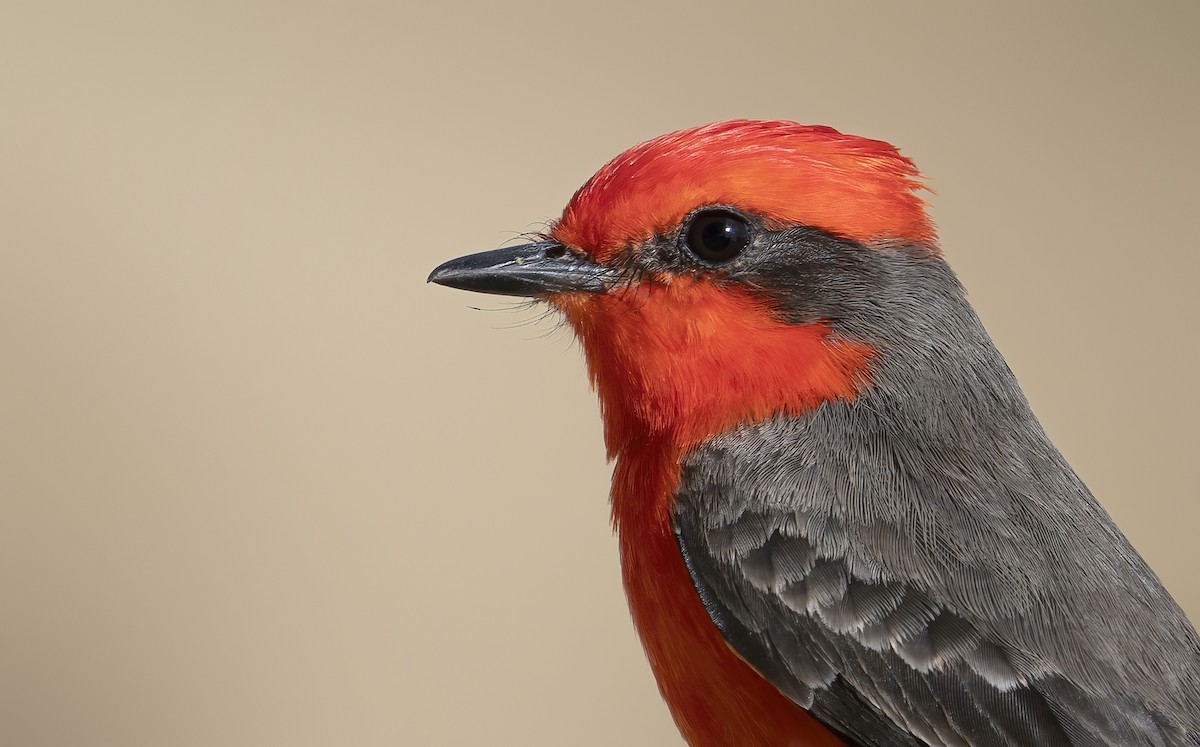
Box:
[429,121,1200,746]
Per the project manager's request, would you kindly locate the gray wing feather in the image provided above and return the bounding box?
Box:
[673,407,1200,746]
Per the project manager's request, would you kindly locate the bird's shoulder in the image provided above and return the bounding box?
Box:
[672,405,1200,745]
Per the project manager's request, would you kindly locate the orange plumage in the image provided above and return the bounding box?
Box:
[554,282,867,743]
[545,121,914,745]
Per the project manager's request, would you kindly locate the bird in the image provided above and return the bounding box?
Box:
[427,120,1200,746]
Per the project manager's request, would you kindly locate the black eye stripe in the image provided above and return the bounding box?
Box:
[684,210,751,263]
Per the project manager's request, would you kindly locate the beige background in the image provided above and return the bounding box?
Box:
[2,2,1197,745]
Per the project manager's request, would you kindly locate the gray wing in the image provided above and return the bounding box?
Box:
[673,408,1200,746]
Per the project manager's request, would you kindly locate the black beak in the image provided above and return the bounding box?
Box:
[427,241,615,297]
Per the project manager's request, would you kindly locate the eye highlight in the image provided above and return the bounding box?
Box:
[684,210,751,263]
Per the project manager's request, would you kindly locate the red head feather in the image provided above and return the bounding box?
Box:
[552,120,935,260]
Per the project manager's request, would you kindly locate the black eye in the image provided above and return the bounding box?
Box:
[684,210,751,263]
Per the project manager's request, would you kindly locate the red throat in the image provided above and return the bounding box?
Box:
[554,281,867,746]
[554,280,872,523]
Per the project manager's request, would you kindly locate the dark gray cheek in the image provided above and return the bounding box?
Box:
[738,239,956,348]
[739,258,887,330]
